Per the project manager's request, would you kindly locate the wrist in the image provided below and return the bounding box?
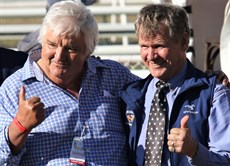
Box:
[13,117,30,133]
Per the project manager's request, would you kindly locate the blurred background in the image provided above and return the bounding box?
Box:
[0,0,228,78]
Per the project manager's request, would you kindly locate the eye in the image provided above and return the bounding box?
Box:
[65,46,80,53]
[140,45,148,50]
[63,47,76,53]
[47,42,57,49]
[68,48,78,53]
[154,44,164,49]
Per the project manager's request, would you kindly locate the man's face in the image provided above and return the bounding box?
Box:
[40,29,88,84]
[138,30,188,81]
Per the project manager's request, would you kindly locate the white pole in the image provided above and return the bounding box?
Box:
[220,0,230,78]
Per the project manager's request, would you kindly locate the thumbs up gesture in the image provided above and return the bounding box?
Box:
[16,86,46,131]
[167,115,198,157]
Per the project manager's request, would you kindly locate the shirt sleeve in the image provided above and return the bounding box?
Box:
[123,66,141,86]
[188,82,230,165]
[0,85,26,164]
[0,126,26,165]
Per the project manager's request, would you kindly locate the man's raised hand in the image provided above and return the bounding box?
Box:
[17,86,46,131]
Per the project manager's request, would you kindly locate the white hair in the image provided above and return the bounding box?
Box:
[39,0,98,54]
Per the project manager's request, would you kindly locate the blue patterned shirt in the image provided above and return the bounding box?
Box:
[0,50,140,165]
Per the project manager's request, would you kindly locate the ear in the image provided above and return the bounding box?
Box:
[181,32,189,51]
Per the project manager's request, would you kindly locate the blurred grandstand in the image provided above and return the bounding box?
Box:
[0,0,195,78]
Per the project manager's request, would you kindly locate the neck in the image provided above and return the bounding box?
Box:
[66,87,80,98]
[37,60,85,98]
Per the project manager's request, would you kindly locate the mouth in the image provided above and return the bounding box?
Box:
[52,61,70,68]
[148,59,165,68]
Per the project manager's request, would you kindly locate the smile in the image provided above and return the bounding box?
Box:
[52,62,70,68]
[149,60,164,67]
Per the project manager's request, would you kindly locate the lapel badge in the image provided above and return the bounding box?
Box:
[126,110,135,126]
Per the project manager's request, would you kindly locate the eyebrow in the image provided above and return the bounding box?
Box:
[46,39,79,50]
[46,40,56,45]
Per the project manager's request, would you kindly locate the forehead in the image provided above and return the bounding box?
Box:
[138,32,170,44]
[139,23,170,38]
[45,29,84,43]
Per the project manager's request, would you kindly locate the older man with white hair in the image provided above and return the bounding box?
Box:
[17,0,97,53]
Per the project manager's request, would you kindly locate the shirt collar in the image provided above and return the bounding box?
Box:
[21,49,43,82]
[168,60,188,90]
[84,56,109,77]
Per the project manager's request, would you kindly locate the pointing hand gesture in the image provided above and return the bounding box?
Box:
[167,115,198,157]
[16,86,46,131]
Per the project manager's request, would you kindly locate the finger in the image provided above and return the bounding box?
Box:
[180,115,189,129]
[168,145,175,153]
[28,96,41,104]
[169,128,181,135]
[33,102,45,110]
[19,86,26,103]
[167,140,175,146]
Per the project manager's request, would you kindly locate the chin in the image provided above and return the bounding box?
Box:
[51,71,66,79]
[52,67,67,74]
[149,68,165,78]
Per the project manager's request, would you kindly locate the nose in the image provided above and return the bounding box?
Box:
[146,47,158,60]
[55,47,67,60]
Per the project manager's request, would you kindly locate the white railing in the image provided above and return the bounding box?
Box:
[0,3,142,55]
[0,0,193,78]
[0,1,149,77]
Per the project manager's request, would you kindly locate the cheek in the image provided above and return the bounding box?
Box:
[140,50,148,62]
[70,54,81,62]
[70,55,85,67]
[158,48,169,58]
[42,46,56,59]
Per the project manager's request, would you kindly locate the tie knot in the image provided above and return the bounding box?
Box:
[156,81,169,92]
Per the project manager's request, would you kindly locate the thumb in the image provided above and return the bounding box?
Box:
[19,86,26,103]
[180,115,190,129]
